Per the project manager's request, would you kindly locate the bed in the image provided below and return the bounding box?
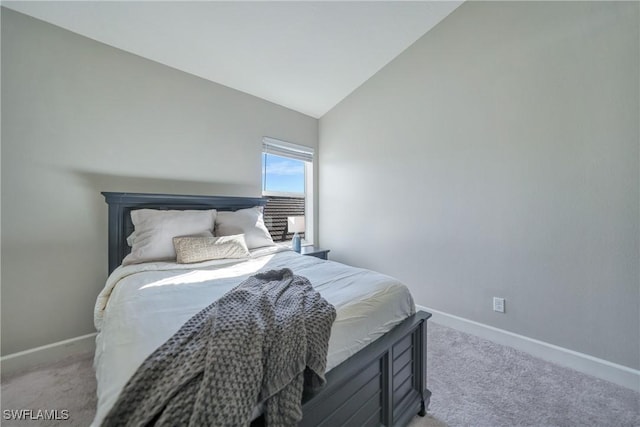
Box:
[94,191,432,426]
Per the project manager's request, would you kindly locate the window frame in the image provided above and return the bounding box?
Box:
[261,137,314,245]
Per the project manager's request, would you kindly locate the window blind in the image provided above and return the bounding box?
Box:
[262,137,314,163]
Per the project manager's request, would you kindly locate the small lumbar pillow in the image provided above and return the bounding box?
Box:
[123,209,217,265]
[173,234,250,264]
[215,206,275,249]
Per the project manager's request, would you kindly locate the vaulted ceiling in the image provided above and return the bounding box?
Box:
[3,1,462,118]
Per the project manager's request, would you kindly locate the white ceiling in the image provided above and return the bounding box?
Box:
[3,1,462,118]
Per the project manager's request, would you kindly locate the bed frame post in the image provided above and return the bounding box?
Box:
[104,193,125,275]
[381,351,393,424]
[417,318,431,416]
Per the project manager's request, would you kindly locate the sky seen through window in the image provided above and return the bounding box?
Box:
[262,153,305,194]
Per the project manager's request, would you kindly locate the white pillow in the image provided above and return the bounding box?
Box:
[123,209,217,265]
[173,234,250,264]
[126,231,136,247]
[215,206,275,249]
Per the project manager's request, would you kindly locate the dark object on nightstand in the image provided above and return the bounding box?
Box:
[300,246,330,260]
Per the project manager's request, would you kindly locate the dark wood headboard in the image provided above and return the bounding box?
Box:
[102,192,268,274]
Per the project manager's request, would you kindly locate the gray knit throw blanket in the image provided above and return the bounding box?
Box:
[101,268,336,427]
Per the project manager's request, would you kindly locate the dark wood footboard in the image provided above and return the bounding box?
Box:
[299,311,432,427]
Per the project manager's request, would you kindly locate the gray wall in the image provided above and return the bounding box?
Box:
[319,1,639,369]
[1,8,318,355]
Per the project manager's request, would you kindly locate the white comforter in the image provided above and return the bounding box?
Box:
[92,246,415,426]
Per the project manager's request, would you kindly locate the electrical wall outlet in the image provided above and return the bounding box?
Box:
[493,297,505,313]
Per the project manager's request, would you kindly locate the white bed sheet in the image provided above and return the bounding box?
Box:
[91,247,415,426]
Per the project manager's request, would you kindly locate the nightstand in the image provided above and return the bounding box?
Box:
[300,246,330,260]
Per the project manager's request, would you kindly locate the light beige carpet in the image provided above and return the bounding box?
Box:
[1,353,96,426]
[1,323,638,426]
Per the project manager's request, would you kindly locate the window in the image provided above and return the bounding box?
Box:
[262,137,314,244]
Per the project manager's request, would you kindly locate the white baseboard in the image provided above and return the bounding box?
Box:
[3,312,638,393]
[1,333,97,378]
[417,305,640,393]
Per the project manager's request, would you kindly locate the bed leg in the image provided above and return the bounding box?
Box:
[418,402,427,417]
[418,388,431,417]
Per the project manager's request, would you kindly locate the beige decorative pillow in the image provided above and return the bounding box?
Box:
[173,234,251,264]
